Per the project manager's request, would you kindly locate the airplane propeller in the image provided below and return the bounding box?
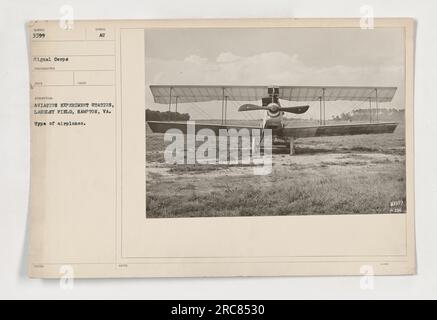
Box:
[238,104,310,114]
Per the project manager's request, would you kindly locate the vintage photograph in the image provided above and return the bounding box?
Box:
[145,27,406,218]
[24,18,416,280]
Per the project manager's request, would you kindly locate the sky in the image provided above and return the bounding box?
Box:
[145,27,405,120]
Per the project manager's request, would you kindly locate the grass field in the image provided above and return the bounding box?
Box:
[146,121,406,218]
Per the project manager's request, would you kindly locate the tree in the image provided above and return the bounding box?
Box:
[145,109,190,121]
[332,108,405,122]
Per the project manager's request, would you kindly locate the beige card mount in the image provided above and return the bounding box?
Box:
[28,18,415,278]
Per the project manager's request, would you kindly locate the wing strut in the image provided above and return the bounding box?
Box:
[224,96,228,124]
[319,96,322,125]
[319,88,326,125]
[168,86,172,112]
[221,88,225,125]
[375,88,379,122]
[368,97,373,123]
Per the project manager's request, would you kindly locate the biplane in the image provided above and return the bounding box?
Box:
[146,85,398,154]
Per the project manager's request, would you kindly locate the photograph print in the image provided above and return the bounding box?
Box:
[145,26,406,218]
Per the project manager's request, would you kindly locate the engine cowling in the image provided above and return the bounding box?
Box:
[267,103,281,117]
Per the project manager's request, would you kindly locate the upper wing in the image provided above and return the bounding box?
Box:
[147,121,261,135]
[282,122,398,138]
[278,86,397,102]
[150,85,397,104]
[150,85,267,104]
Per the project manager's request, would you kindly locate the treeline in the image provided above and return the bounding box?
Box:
[333,108,405,122]
[145,109,190,121]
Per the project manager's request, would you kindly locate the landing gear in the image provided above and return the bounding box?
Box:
[262,132,296,155]
[289,138,295,155]
[270,136,295,154]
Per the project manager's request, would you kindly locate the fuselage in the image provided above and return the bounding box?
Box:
[263,102,285,131]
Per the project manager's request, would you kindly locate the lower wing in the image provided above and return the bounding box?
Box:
[147,121,261,135]
[282,122,398,138]
[147,121,398,138]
